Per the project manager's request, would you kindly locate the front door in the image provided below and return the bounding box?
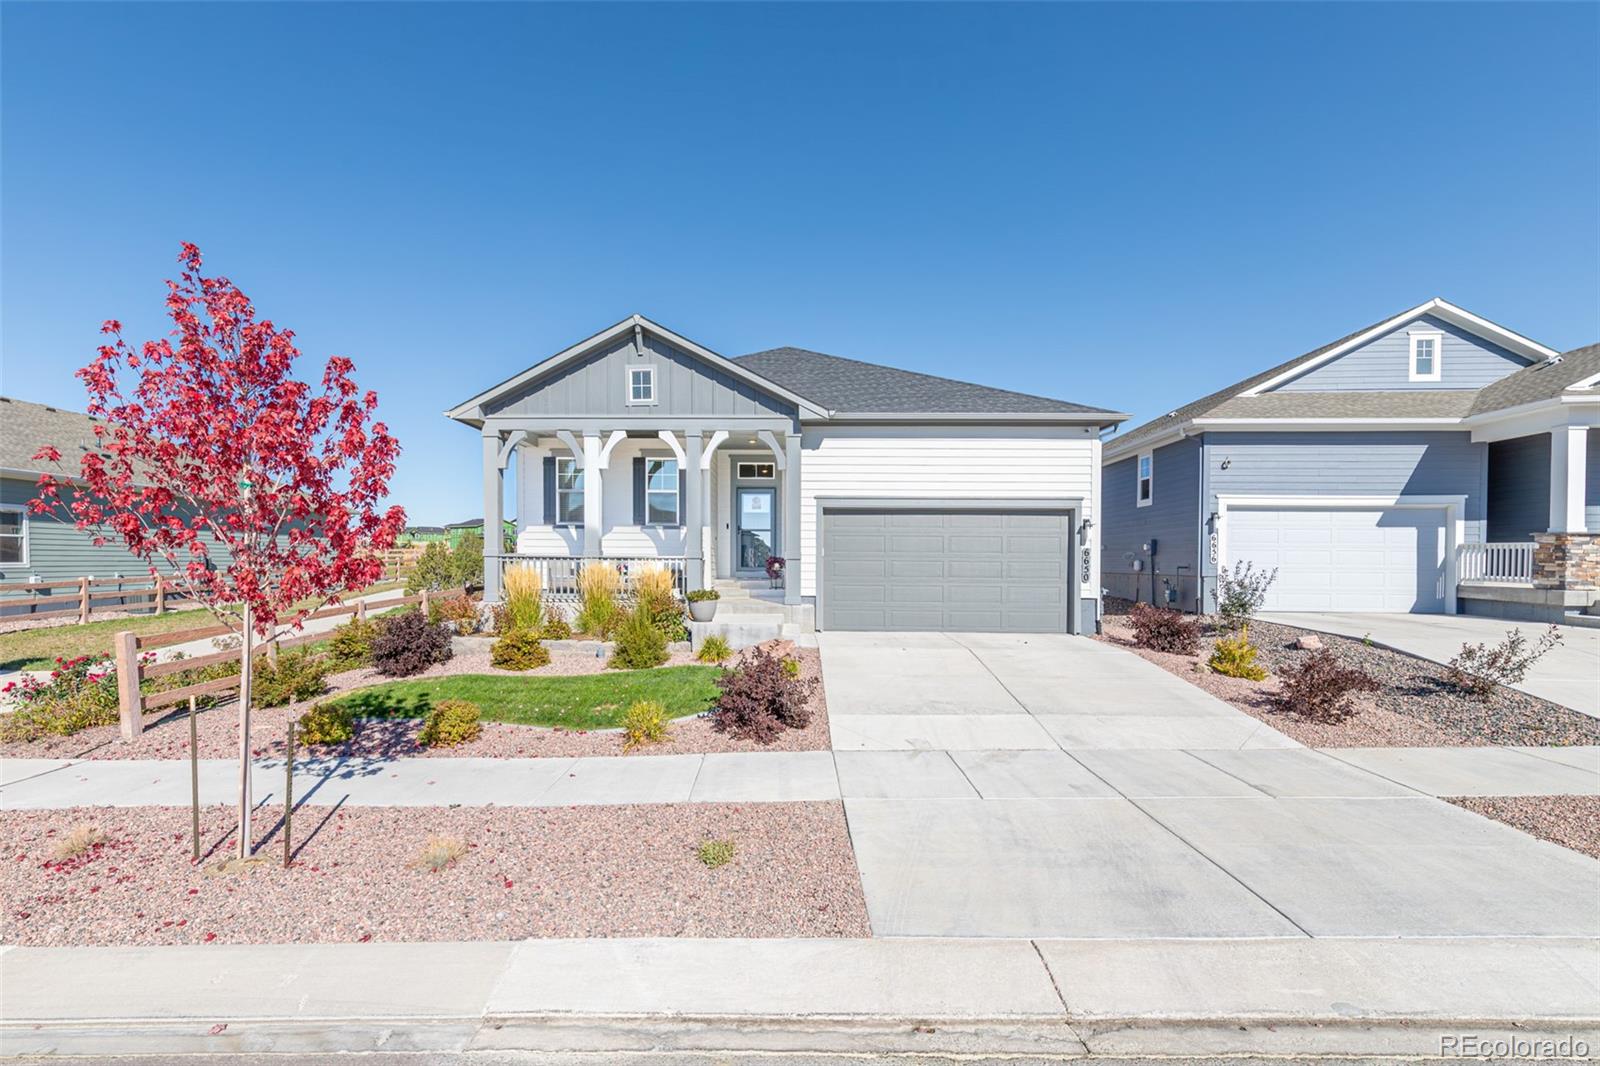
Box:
[736,488,778,573]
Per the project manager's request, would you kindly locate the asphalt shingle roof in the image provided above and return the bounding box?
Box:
[734,347,1122,417]
[1470,342,1600,415]
[1206,391,1481,420]
[0,396,103,476]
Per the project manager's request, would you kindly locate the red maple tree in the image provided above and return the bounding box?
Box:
[32,243,405,856]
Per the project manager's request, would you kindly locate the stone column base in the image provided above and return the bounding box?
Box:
[1532,532,1600,590]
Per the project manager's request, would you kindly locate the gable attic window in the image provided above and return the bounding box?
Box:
[1136,453,1153,507]
[628,366,656,405]
[1409,331,1443,382]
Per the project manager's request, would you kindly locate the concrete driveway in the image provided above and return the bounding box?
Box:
[819,631,1600,940]
[1263,612,1600,718]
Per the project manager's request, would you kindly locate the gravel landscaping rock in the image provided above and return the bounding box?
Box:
[1098,615,1600,748]
[0,648,830,761]
[1446,795,1600,860]
[1,799,869,945]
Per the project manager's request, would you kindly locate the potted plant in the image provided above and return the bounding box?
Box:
[686,587,720,622]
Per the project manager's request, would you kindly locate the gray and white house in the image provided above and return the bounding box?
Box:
[447,315,1127,636]
[1101,299,1600,623]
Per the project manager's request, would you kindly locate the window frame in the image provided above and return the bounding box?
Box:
[626,366,658,406]
[0,505,28,566]
[1136,452,1153,508]
[1408,330,1443,383]
[554,456,585,526]
[736,461,776,481]
[643,456,680,526]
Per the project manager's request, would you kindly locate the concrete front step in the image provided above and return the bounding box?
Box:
[689,617,784,650]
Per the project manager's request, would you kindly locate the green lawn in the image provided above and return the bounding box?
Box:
[327,666,723,730]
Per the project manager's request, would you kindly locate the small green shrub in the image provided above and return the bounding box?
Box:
[0,656,121,742]
[406,541,454,594]
[622,698,671,750]
[1207,626,1267,681]
[327,617,378,670]
[491,629,551,671]
[609,605,668,670]
[417,699,483,748]
[696,635,732,663]
[1214,561,1278,633]
[541,615,573,641]
[429,593,482,634]
[685,588,720,602]
[781,656,801,679]
[697,839,735,868]
[296,702,355,746]
[415,834,468,872]
[252,648,329,707]
[575,596,622,639]
[1447,625,1563,702]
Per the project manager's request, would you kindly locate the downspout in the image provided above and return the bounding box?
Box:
[1183,426,1207,616]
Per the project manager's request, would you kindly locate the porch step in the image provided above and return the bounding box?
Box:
[688,616,784,651]
[1562,610,1600,630]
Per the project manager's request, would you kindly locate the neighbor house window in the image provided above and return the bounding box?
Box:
[736,461,775,480]
[628,366,656,405]
[0,507,25,564]
[645,458,679,525]
[555,457,584,525]
[1409,331,1442,382]
[1136,453,1153,507]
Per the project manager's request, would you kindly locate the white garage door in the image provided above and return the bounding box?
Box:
[1225,506,1447,613]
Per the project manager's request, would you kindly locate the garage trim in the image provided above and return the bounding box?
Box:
[1215,494,1467,614]
[814,496,1083,634]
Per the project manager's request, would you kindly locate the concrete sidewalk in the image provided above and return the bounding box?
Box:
[3,936,1595,1058]
[1264,611,1600,717]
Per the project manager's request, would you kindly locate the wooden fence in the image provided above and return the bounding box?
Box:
[0,576,183,625]
[112,586,466,741]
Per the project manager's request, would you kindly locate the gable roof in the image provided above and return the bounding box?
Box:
[733,347,1124,421]
[0,396,104,478]
[1105,299,1557,458]
[1470,342,1600,415]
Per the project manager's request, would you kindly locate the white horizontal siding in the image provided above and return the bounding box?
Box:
[798,428,1099,599]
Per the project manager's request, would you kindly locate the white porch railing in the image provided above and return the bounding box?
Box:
[499,555,687,602]
[1458,541,1535,584]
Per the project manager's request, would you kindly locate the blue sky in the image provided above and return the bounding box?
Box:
[4,2,1596,524]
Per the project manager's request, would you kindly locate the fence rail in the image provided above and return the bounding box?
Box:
[1457,541,1535,584]
[0,576,183,624]
[111,586,465,740]
[499,555,687,602]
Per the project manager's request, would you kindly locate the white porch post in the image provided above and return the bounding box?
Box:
[1549,425,1590,533]
[684,432,704,589]
[783,432,802,606]
[481,431,503,601]
[582,432,603,556]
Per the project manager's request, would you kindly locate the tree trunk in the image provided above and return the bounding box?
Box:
[237,601,254,859]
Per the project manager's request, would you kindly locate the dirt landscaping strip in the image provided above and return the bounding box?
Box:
[1,796,868,945]
[1098,615,1600,748]
[1445,795,1600,860]
[0,648,830,761]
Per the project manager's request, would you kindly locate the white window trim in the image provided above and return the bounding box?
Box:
[736,461,776,481]
[1135,452,1153,508]
[644,456,680,527]
[627,365,658,406]
[1409,330,1443,383]
[554,456,584,526]
[0,504,27,566]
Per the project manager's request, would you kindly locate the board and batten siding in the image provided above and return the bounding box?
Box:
[1274,314,1532,392]
[483,334,796,420]
[1099,435,1202,609]
[797,426,1101,624]
[1202,430,1489,577]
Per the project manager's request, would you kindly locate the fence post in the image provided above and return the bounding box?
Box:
[78,576,90,625]
[356,599,367,623]
[420,587,431,618]
[265,639,279,668]
[113,631,144,740]
[155,579,167,615]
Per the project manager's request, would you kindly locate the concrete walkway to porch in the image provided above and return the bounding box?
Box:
[1263,611,1600,717]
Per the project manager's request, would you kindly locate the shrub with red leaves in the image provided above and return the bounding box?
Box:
[711,648,816,743]
[370,610,453,677]
[1127,602,1202,655]
[1271,648,1378,723]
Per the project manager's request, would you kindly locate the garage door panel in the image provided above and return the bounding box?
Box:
[822,508,1073,633]
[1226,506,1445,614]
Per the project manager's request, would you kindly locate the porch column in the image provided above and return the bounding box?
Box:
[1549,425,1590,533]
[783,432,802,606]
[683,432,705,589]
[481,431,503,601]
[582,432,603,556]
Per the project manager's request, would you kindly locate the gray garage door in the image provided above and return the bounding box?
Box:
[821,508,1074,633]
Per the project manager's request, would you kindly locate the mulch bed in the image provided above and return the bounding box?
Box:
[0,648,830,762]
[1098,614,1600,748]
[0,799,870,945]
[1446,796,1600,860]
